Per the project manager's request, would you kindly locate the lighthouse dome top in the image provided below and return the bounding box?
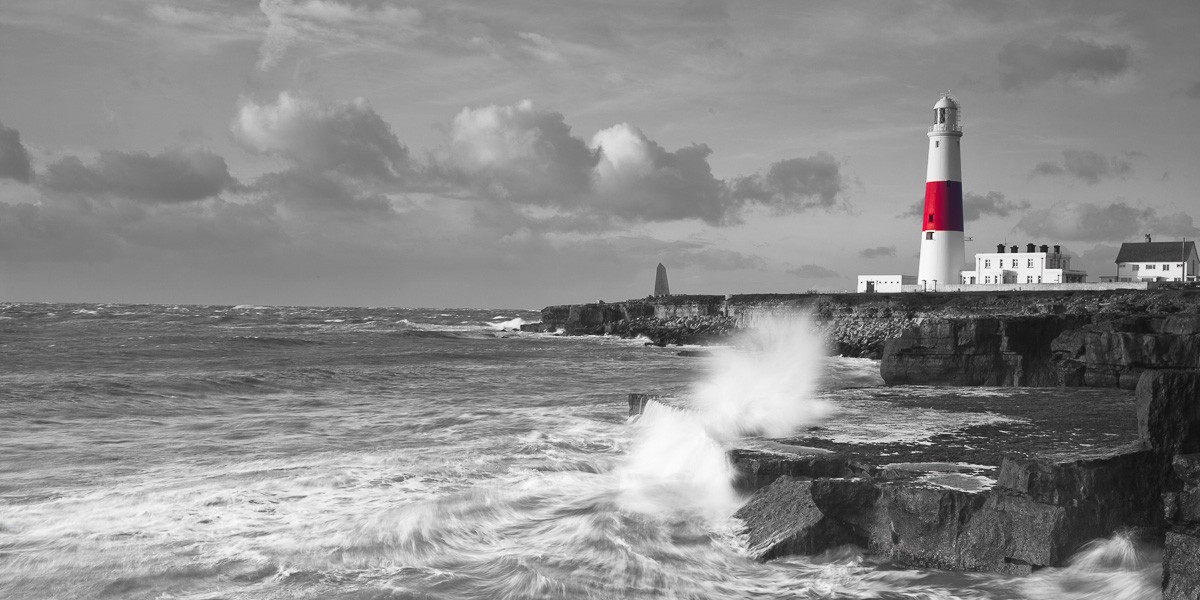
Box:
[934,95,959,109]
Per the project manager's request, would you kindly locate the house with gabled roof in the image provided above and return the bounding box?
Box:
[1104,238,1199,282]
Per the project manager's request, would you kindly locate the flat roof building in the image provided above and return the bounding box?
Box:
[960,243,1086,285]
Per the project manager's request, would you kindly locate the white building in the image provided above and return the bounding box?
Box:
[857,275,917,293]
[1104,240,1199,282]
[959,243,1086,285]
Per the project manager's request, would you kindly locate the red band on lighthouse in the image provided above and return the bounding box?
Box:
[921,180,963,232]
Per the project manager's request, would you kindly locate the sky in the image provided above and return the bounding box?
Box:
[2,0,1199,308]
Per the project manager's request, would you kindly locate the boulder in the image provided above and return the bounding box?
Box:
[734,476,875,561]
[1136,370,1200,456]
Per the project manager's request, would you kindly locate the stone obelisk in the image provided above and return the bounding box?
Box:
[654,263,670,297]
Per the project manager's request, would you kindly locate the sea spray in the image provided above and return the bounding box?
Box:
[694,315,832,440]
[616,315,832,519]
[1019,533,1163,600]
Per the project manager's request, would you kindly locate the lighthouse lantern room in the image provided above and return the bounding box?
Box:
[917,94,966,290]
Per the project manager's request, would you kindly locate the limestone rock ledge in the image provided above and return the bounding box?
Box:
[734,369,1200,579]
[734,446,1164,575]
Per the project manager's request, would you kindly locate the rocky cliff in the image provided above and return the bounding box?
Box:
[882,313,1200,388]
[536,290,1200,363]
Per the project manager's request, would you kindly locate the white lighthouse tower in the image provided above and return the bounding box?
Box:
[916,94,966,290]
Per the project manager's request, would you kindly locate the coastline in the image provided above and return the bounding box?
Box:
[553,289,1200,595]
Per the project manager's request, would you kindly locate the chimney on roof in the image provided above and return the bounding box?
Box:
[1026,243,1036,252]
[997,243,1005,253]
[1039,244,1049,253]
[1011,245,1018,253]
[1053,245,1061,254]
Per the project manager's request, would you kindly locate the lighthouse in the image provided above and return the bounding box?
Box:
[916,94,966,290]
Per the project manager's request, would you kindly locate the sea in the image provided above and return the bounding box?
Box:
[0,303,1163,599]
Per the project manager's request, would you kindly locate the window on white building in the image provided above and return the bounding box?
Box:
[984,259,991,268]
[1133,265,1140,271]
[1027,259,1034,268]
[926,232,933,240]
[1027,276,1033,283]
[1146,264,1156,270]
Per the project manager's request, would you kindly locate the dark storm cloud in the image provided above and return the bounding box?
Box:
[786,264,839,278]
[859,246,896,259]
[41,148,241,202]
[900,191,1028,221]
[728,153,845,213]
[1016,201,1200,242]
[962,191,1030,221]
[0,120,35,183]
[0,195,281,261]
[998,36,1131,90]
[1030,149,1133,184]
[233,92,411,181]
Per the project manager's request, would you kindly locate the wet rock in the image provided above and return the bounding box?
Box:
[1164,453,1200,599]
[996,447,1164,519]
[735,476,874,561]
[1165,454,1200,525]
[736,445,1168,575]
[1136,370,1200,455]
[1164,525,1200,600]
[627,393,660,417]
[730,448,865,494]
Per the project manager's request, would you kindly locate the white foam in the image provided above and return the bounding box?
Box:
[488,317,526,330]
[615,315,832,520]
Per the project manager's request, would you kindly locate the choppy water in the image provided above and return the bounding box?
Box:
[0,303,1162,599]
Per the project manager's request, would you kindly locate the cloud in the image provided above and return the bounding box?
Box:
[1016,201,1200,242]
[448,100,597,206]
[0,120,34,183]
[442,100,851,227]
[257,0,421,70]
[0,195,281,261]
[998,36,1131,90]
[859,246,896,259]
[252,169,396,216]
[728,153,845,213]
[787,264,839,278]
[963,191,1030,220]
[233,92,411,181]
[1181,81,1200,100]
[680,0,729,21]
[40,148,240,202]
[1030,149,1133,184]
[590,123,731,224]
